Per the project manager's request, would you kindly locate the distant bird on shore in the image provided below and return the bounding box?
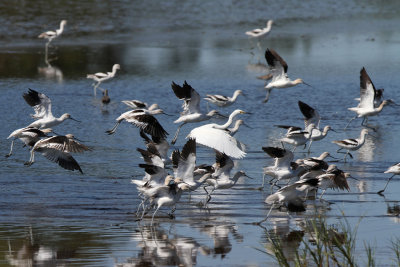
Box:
[204,90,243,107]
[87,64,120,95]
[245,20,273,38]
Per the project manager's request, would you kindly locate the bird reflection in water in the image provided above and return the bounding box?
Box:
[38,54,63,83]
[126,225,210,267]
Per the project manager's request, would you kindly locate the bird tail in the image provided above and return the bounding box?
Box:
[87,74,96,79]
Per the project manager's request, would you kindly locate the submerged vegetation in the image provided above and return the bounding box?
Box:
[259,214,400,267]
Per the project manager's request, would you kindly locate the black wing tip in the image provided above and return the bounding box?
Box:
[262,146,286,158]
[181,138,196,160]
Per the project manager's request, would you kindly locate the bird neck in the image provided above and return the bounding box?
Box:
[231,91,241,101]
[214,110,240,129]
[358,132,367,144]
[376,102,386,112]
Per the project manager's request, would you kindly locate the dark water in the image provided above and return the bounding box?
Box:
[1,1,400,266]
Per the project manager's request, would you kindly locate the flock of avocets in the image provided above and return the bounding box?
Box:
[6,20,400,225]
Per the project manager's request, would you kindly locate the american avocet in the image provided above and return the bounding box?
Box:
[204,90,243,107]
[245,20,274,38]
[23,89,80,129]
[186,109,247,159]
[205,151,250,203]
[315,165,350,200]
[140,131,170,163]
[278,123,316,152]
[378,163,400,194]
[5,127,53,158]
[346,67,397,130]
[171,81,222,144]
[171,138,211,191]
[121,100,159,111]
[258,178,319,222]
[263,49,311,103]
[298,101,334,152]
[226,119,246,136]
[38,20,67,51]
[332,128,369,162]
[145,176,190,225]
[24,134,90,173]
[87,64,120,95]
[106,109,168,138]
[262,147,306,188]
[101,89,110,105]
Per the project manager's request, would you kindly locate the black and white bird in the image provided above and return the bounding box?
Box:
[263,49,311,103]
[38,20,67,48]
[378,163,400,195]
[245,20,274,38]
[204,90,243,107]
[332,129,369,162]
[24,134,90,173]
[106,109,168,138]
[87,64,120,95]
[23,88,80,129]
[6,127,53,158]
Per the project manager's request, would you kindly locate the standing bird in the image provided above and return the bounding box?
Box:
[87,64,120,96]
[24,134,90,173]
[298,101,334,152]
[101,89,110,105]
[106,109,168,138]
[38,20,67,53]
[346,67,396,130]
[204,90,243,107]
[332,129,369,162]
[171,81,221,144]
[23,88,80,129]
[6,127,53,158]
[378,163,400,195]
[245,20,274,38]
[263,49,311,103]
[278,124,317,152]
[187,109,248,159]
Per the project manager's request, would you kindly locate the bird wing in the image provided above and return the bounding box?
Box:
[40,148,83,173]
[93,72,109,78]
[359,67,375,109]
[23,89,52,120]
[122,100,147,109]
[38,30,57,38]
[188,125,246,159]
[176,138,197,184]
[171,81,201,114]
[265,49,288,81]
[213,151,234,179]
[298,101,320,128]
[137,147,164,168]
[125,114,168,138]
[332,138,358,147]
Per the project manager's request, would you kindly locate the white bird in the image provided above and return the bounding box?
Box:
[332,129,369,162]
[205,151,250,203]
[23,89,80,129]
[171,138,211,192]
[186,109,247,159]
[38,20,67,49]
[6,127,53,158]
[171,81,221,144]
[87,64,120,95]
[139,131,170,163]
[346,67,396,130]
[24,134,90,173]
[121,100,159,111]
[203,90,243,107]
[298,101,334,151]
[263,49,311,103]
[106,109,168,138]
[378,163,400,194]
[262,147,307,188]
[245,20,274,38]
[278,124,316,152]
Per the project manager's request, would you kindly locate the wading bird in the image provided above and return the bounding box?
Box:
[245,20,274,38]
[204,90,243,107]
[87,64,120,95]
[38,20,67,51]
[378,163,400,195]
[332,129,369,162]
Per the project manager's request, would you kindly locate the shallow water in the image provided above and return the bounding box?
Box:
[1,1,400,266]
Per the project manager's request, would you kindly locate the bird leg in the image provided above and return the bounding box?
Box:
[263,89,272,103]
[106,121,122,135]
[307,140,313,153]
[151,205,161,226]
[254,204,276,225]
[377,174,396,195]
[319,189,327,201]
[168,206,176,219]
[171,123,186,145]
[5,140,14,158]
[93,82,101,96]
[344,116,357,130]
[24,151,35,166]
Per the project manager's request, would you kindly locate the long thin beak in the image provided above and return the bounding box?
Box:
[244,174,254,179]
[368,133,378,139]
[303,82,314,89]
[163,112,174,117]
[347,175,359,181]
[243,122,253,129]
[73,137,85,142]
[330,129,338,133]
[70,117,81,122]
[327,154,339,160]
[217,113,228,119]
